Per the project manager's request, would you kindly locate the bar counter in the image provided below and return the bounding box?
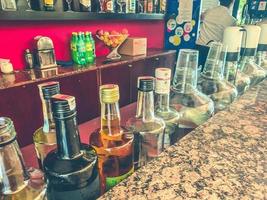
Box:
[100,80,267,199]
[22,80,267,199]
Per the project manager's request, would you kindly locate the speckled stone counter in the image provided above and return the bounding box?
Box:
[100,80,267,200]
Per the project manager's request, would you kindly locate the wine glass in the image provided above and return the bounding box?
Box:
[66,0,73,12]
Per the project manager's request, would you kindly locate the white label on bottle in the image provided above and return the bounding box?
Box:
[155,78,171,94]
[53,94,76,111]
[80,0,91,7]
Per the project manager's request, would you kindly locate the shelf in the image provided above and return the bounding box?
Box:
[0,11,165,21]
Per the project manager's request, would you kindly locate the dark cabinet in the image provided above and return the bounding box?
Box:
[100,64,131,107]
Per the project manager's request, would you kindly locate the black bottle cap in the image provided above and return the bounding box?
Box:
[51,94,76,119]
[38,82,60,100]
[137,76,155,92]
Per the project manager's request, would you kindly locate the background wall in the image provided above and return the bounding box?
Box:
[0,20,165,70]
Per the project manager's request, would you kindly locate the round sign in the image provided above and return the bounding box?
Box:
[173,35,181,46]
[184,34,191,42]
[167,19,177,31]
[175,27,184,37]
[169,36,174,43]
[184,22,193,33]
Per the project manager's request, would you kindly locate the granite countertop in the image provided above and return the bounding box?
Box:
[100,80,267,200]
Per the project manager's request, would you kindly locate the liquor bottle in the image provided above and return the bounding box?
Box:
[126,77,165,169]
[136,0,146,13]
[103,0,115,12]
[80,0,92,11]
[70,32,79,64]
[147,0,153,13]
[43,94,100,200]
[85,32,94,64]
[126,0,135,13]
[170,49,214,137]
[197,42,238,112]
[116,0,126,13]
[33,81,59,170]
[25,49,34,69]
[153,0,158,13]
[77,32,86,65]
[0,117,46,200]
[239,25,266,86]
[43,0,54,11]
[159,0,166,14]
[90,84,134,193]
[155,68,180,147]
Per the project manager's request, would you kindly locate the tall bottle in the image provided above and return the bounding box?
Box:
[43,0,55,11]
[223,26,251,95]
[90,84,134,193]
[80,0,92,11]
[170,49,214,137]
[70,32,79,65]
[0,117,46,200]
[126,0,136,13]
[154,68,180,147]
[198,42,237,112]
[239,25,266,86]
[85,32,94,64]
[33,82,59,170]
[44,94,100,200]
[127,77,165,169]
[77,32,86,65]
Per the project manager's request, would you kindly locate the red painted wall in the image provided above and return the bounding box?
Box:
[0,20,164,70]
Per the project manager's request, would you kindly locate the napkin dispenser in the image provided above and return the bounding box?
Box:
[34,36,57,69]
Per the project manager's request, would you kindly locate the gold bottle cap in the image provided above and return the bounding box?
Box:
[100,84,120,104]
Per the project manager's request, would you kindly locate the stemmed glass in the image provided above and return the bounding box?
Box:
[66,0,73,12]
[116,0,126,13]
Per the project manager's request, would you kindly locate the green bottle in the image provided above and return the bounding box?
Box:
[77,32,86,65]
[71,32,79,64]
[85,32,94,64]
[89,32,96,63]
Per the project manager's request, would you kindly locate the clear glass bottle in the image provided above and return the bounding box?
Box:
[239,25,266,86]
[198,42,238,112]
[170,49,214,136]
[90,84,134,193]
[126,76,165,169]
[256,24,267,72]
[43,94,100,200]
[33,82,59,170]
[0,117,46,200]
[154,68,180,147]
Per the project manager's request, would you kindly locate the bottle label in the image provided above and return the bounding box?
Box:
[106,0,114,11]
[44,0,53,5]
[147,1,153,12]
[106,167,134,190]
[77,45,86,53]
[80,0,91,7]
[155,79,171,94]
[86,43,93,51]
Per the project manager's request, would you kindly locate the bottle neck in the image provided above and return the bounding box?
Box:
[100,102,121,135]
[41,98,55,133]
[54,113,81,159]
[136,90,155,122]
[155,93,170,112]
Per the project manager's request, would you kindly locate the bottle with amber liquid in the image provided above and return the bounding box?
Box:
[44,94,100,200]
[43,0,55,11]
[0,117,46,200]
[127,77,165,169]
[90,84,134,194]
[170,49,214,138]
[33,82,59,170]
[155,68,180,147]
